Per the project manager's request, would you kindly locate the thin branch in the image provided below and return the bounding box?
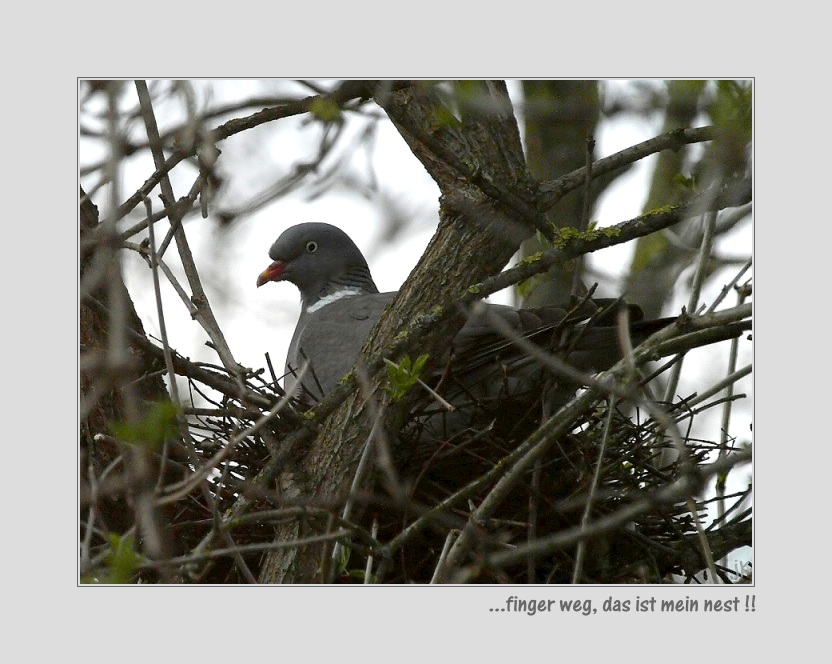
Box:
[461,180,752,308]
[134,80,244,382]
[144,198,195,457]
[537,126,719,211]
[142,530,357,569]
[572,401,615,583]
[707,261,752,314]
[329,408,380,581]
[686,364,752,410]
[113,81,375,224]
[430,530,460,584]
[663,210,719,412]
[716,286,750,566]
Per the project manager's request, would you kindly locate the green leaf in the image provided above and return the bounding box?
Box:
[309,97,342,123]
[672,173,697,191]
[335,543,351,574]
[82,534,141,584]
[412,354,429,374]
[516,272,545,300]
[385,354,430,401]
[111,399,180,451]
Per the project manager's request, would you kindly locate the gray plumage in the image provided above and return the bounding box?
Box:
[257,223,670,434]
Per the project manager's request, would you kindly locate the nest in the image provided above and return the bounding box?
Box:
[142,356,750,585]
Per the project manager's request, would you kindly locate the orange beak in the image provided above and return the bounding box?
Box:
[256,261,286,287]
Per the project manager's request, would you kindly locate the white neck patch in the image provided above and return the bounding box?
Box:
[306,287,363,314]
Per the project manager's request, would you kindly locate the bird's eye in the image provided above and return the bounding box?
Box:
[306,241,318,253]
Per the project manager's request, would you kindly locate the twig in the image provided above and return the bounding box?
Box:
[221,530,258,584]
[328,399,383,580]
[430,530,460,584]
[142,530,357,570]
[685,364,752,410]
[707,260,752,314]
[156,365,303,506]
[537,126,718,211]
[716,286,749,566]
[572,134,596,300]
[144,197,197,461]
[527,459,541,584]
[571,399,615,583]
[365,517,379,584]
[134,80,245,383]
[355,366,407,501]
[662,209,719,430]
[383,358,455,412]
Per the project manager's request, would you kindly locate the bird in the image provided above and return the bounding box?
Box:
[256,223,674,444]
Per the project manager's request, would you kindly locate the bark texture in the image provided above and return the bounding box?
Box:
[257,81,537,583]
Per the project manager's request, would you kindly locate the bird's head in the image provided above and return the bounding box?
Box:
[256,222,379,308]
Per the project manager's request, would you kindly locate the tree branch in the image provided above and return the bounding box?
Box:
[537,126,719,211]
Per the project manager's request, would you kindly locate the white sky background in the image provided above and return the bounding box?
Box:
[80,79,752,574]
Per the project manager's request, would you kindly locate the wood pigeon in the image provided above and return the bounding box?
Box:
[257,223,672,437]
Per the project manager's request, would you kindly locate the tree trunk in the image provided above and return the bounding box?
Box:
[257,81,536,583]
[519,80,599,306]
[80,187,186,570]
[625,81,707,317]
